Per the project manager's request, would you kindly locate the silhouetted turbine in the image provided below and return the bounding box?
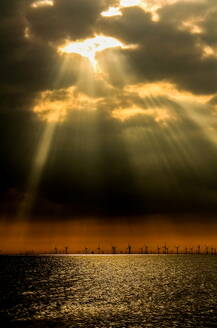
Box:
[112,246,117,254]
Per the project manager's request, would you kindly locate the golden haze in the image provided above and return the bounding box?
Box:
[0,218,217,253]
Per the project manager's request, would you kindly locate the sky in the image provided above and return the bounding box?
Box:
[0,0,217,252]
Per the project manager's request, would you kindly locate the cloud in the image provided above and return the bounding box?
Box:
[1,0,217,116]
[98,4,217,95]
[0,0,217,220]
[27,0,117,42]
[0,0,118,114]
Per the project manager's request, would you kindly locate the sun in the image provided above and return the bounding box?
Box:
[58,35,125,71]
[101,7,122,17]
[31,0,54,8]
[120,0,141,7]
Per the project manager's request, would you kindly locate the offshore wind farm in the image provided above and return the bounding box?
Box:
[3,245,217,256]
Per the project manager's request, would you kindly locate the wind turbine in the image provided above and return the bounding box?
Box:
[112,246,117,254]
[97,245,101,254]
[175,246,179,255]
[162,243,167,254]
[127,244,132,254]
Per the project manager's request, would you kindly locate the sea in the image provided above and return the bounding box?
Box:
[0,255,217,328]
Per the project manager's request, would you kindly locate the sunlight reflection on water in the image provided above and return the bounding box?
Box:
[0,255,217,327]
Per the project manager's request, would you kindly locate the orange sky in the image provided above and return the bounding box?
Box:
[0,217,216,254]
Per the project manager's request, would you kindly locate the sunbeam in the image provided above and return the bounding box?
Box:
[18,123,56,219]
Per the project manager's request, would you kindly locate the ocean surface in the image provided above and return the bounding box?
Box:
[0,255,217,328]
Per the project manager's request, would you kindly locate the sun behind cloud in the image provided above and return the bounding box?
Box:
[58,35,132,71]
[31,0,54,8]
[120,0,141,7]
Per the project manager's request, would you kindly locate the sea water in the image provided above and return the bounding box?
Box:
[0,255,217,327]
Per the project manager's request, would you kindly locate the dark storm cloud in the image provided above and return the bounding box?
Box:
[0,0,120,114]
[0,0,83,114]
[201,8,217,47]
[157,0,217,58]
[1,0,217,112]
[158,0,217,47]
[0,0,217,220]
[27,0,117,42]
[158,0,212,25]
[98,3,217,94]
